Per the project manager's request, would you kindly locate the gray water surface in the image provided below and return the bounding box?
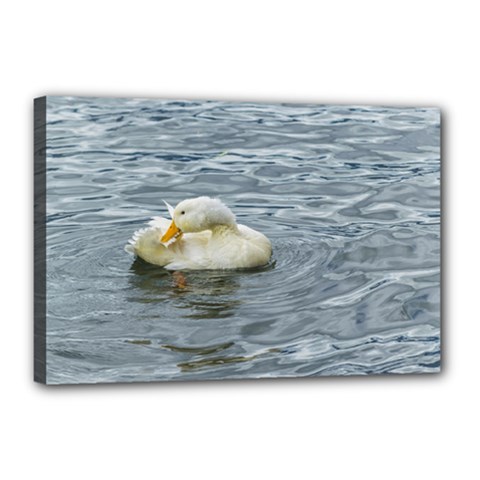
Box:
[45,97,440,384]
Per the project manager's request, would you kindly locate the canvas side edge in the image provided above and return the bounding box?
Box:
[34,97,47,384]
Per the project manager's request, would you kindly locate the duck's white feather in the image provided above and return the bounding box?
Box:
[125,197,272,270]
[162,200,175,219]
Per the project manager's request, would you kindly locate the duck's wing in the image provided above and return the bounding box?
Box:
[125,216,178,266]
[148,216,172,231]
[125,217,168,253]
[161,230,212,270]
[126,217,215,269]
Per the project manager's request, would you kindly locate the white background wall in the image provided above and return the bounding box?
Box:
[1,1,478,478]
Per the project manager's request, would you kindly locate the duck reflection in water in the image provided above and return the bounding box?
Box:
[128,258,259,371]
[128,258,243,320]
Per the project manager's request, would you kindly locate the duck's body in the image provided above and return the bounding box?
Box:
[125,197,272,270]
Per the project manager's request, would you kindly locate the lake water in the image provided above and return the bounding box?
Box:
[44,96,441,384]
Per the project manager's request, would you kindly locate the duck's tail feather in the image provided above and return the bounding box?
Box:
[125,216,172,256]
[125,226,147,255]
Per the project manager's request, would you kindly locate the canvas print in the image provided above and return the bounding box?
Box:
[34,96,441,385]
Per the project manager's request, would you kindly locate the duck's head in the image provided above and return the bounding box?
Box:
[161,197,236,242]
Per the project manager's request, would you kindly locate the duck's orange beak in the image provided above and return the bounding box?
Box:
[161,220,182,243]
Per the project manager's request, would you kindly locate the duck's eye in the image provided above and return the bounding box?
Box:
[181,211,185,215]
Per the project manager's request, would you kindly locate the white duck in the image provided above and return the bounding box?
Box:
[125,197,272,270]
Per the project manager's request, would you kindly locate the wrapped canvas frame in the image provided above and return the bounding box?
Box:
[34,96,441,385]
